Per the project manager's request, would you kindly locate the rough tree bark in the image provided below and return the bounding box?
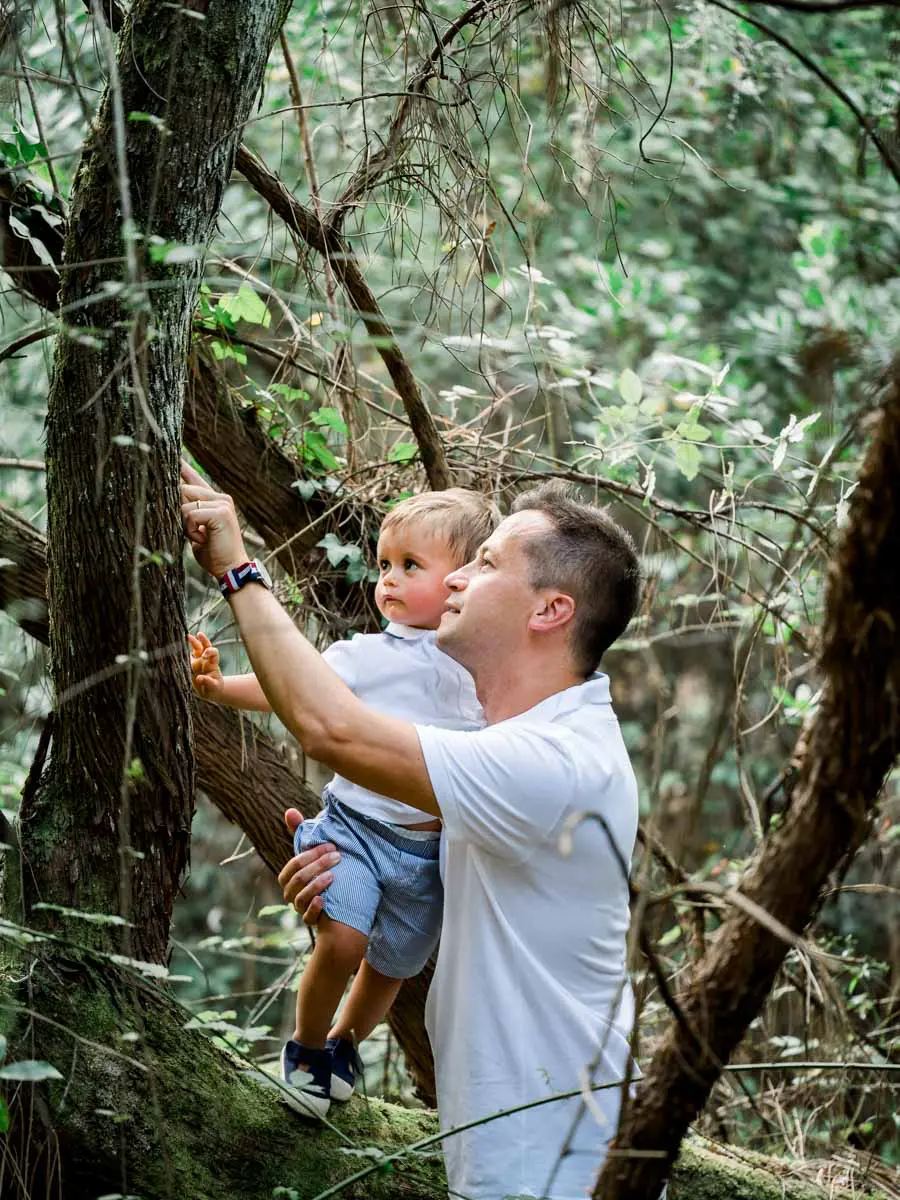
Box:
[594,368,900,1200]
[0,503,320,846]
[17,0,289,964]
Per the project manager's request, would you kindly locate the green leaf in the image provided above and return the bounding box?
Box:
[388,442,418,464]
[291,479,320,500]
[676,419,711,443]
[0,1096,8,1133]
[271,384,310,403]
[257,904,291,918]
[217,283,271,328]
[317,533,354,567]
[311,407,348,436]
[617,368,642,406]
[210,339,246,365]
[128,111,167,131]
[301,429,340,472]
[804,286,825,309]
[14,129,47,164]
[0,1060,63,1082]
[674,440,701,481]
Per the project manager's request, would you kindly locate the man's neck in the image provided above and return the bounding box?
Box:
[473,657,584,725]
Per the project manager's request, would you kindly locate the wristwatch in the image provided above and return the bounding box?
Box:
[218,559,273,598]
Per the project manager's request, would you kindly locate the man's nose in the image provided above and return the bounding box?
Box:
[444,561,473,591]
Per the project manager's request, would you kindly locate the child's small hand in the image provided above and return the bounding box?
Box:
[189,632,225,701]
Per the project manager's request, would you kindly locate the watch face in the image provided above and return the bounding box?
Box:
[256,559,273,589]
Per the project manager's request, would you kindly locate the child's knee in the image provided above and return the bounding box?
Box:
[316,917,368,970]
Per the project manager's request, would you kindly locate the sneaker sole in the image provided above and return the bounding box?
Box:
[280,1046,332,1118]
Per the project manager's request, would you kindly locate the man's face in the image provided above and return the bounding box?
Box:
[435,510,551,668]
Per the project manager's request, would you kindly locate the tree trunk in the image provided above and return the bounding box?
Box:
[17,0,290,964]
[1,0,292,1187]
[594,366,900,1200]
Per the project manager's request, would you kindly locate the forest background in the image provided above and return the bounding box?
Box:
[0,0,899,1196]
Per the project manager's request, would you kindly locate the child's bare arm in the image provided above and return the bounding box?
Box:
[189,632,272,711]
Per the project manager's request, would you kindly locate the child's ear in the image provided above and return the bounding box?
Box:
[528,592,575,635]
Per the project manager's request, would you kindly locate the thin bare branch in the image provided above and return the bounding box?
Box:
[234,144,453,489]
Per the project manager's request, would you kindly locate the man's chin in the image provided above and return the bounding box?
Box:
[435,613,462,654]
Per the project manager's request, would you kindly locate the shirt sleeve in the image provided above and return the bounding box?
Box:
[322,637,360,692]
[416,721,580,863]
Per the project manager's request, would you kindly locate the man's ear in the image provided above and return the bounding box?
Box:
[528,591,575,636]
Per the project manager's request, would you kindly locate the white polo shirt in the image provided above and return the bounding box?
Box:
[324,622,482,826]
[416,673,638,1200]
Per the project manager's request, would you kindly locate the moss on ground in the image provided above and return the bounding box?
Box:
[0,951,888,1200]
[671,1139,886,1200]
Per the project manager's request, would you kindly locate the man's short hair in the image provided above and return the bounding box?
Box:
[381,487,501,566]
[511,480,641,676]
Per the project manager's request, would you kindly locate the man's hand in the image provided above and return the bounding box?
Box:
[189,632,226,701]
[180,460,249,580]
[278,808,339,924]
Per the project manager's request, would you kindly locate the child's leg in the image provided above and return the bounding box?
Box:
[295,915,368,1048]
[329,960,404,1045]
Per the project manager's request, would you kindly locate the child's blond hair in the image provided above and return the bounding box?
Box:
[380,488,501,566]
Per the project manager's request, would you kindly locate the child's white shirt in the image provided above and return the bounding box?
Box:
[322,621,483,825]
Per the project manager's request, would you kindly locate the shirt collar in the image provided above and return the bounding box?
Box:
[505,671,612,724]
[383,621,432,641]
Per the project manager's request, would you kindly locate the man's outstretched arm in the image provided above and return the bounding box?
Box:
[180,464,438,816]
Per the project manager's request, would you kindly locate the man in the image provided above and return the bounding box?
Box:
[181,464,643,1200]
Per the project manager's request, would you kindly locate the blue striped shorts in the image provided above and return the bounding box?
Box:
[296,790,443,979]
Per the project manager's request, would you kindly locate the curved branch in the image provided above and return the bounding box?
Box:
[327,0,499,230]
[743,0,900,11]
[594,362,900,1200]
[704,0,900,188]
[235,144,452,490]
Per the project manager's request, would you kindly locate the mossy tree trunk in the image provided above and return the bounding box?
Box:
[0,953,883,1200]
[21,0,289,964]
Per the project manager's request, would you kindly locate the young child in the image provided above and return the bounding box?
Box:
[190,488,498,1116]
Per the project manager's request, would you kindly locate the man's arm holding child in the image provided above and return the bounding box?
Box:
[181,464,438,816]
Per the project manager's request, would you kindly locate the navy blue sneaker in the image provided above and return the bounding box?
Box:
[280,1040,332,1117]
[327,1036,362,1102]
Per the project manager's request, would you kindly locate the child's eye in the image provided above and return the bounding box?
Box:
[379,559,390,572]
[404,559,419,571]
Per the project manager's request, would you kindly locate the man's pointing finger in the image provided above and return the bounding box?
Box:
[180,459,207,486]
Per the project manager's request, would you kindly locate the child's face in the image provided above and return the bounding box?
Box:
[374,524,461,629]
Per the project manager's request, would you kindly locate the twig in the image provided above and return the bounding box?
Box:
[278,31,366,468]
[234,145,452,489]
[0,326,54,367]
[704,0,900,188]
[0,458,46,471]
